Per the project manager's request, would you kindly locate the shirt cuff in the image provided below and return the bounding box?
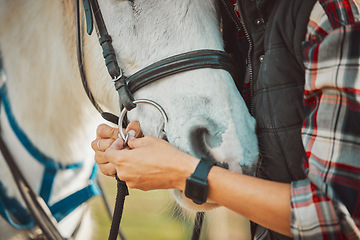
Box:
[290,179,337,239]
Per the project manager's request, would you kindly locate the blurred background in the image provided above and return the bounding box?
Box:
[90,175,251,240]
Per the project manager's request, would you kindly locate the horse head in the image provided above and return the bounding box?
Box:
[0,1,258,239]
[85,0,259,211]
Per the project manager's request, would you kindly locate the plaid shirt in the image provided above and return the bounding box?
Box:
[230,0,360,239]
[290,0,360,239]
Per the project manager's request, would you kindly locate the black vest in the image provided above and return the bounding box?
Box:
[221,0,317,239]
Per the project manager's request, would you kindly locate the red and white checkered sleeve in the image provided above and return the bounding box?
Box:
[290,1,360,239]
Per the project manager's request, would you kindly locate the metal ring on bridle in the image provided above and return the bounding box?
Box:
[119,99,168,142]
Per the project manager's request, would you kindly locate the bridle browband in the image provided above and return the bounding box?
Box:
[77,0,239,240]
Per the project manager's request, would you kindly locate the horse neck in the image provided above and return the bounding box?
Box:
[0,1,102,164]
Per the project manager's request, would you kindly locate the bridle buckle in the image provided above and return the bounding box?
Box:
[111,69,123,82]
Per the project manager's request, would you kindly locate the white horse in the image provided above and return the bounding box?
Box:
[0,0,258,239]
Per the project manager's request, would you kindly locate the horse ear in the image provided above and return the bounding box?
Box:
[82,0,93,35]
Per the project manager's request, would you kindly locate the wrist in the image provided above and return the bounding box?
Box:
[175,155,199,191]
[185,158,215,205]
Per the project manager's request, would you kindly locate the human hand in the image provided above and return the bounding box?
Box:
[91,121,142,176]
[104,132,199,191]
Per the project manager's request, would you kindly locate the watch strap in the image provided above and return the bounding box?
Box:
[190,159,215,181]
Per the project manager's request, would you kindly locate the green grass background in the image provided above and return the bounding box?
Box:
[90,176,250,240]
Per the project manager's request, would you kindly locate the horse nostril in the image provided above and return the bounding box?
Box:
[189,127,212,161]
[188,120,223,162]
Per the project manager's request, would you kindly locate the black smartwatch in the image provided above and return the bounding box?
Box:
[185,158,215,205]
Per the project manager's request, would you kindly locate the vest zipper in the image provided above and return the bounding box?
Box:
[220,0,242,32]
[220,0,254,115]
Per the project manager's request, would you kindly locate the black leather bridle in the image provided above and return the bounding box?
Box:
[78,0,238,113]
[77,0,238,240]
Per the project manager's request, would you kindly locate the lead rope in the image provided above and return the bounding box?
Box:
[108,176,128,240]
[107,176,205,240]
[101,114,129,240]
[192,212,205,240]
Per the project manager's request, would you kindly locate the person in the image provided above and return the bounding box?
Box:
[92,0,360,239]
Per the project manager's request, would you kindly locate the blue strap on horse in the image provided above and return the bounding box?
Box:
[0,85,101,233]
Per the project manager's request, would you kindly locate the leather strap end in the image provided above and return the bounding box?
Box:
[106,61,121,79]
[83,0,93,35]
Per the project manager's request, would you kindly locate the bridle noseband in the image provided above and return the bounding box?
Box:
[77,0,239,239]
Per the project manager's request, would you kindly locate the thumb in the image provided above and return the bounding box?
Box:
[108,138,125,150]
[127,135,151,149]
[126,121,143,138]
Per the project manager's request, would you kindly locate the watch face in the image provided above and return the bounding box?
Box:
[185,177,208,205]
